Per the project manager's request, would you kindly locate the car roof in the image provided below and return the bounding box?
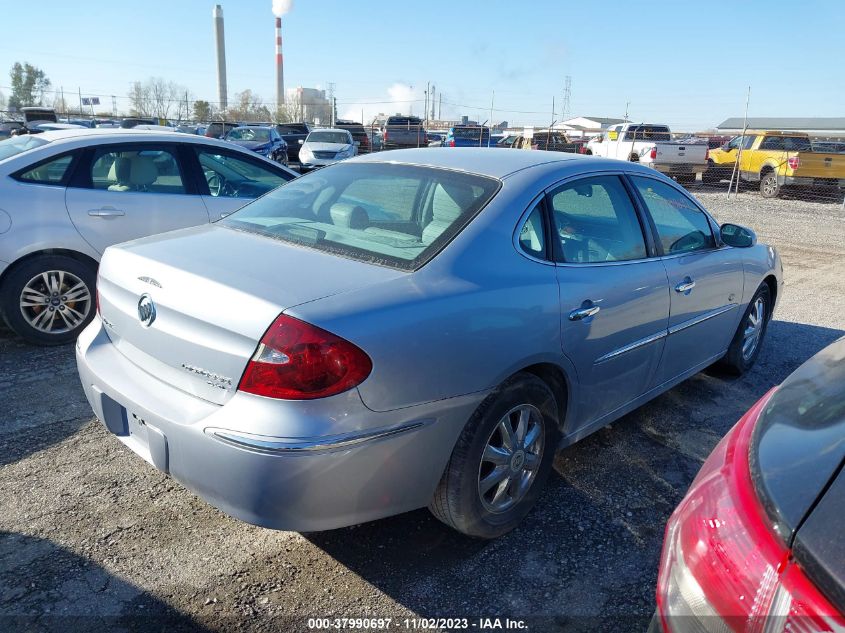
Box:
[350,147,602,178]
[309,128,350,134]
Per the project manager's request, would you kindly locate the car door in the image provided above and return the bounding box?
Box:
[629,175,744,386]
[64,143,209,253]
[547,174,670,427]
[190,146,296,219]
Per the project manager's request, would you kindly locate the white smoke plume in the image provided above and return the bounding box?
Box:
[272,0,293,16]
[342,83,422,126]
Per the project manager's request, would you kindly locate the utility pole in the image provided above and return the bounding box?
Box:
[438,93,442,120]
[624,101,630,122]
[430,84,436,120]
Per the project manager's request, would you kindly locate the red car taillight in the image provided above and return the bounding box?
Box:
[788,156,800,170]
[650,147,658,160]
[448,139,456,147]
[656,388,844,632]
[238,314,372,400]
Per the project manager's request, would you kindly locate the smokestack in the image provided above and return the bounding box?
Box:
[275,17,285,106]
[213,5,228,111]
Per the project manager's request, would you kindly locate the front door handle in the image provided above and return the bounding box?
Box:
[88,207,125,218]
[568,305,601,321]
[675,278,696,294]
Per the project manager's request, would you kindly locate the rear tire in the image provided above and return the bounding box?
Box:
[1,255,97,346]
[759,170,780,198]
[719,284,771,375]
[429,373,560,538]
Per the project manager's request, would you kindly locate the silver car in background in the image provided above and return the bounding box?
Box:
[76,149,782,538]
[297,128,357,172]
[0,129,296,345]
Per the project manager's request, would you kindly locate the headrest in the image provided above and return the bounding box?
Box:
[127,156,158,187]
[108,157,131,183]
[330,203,369,229]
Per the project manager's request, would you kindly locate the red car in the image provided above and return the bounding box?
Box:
[653,337,845,632]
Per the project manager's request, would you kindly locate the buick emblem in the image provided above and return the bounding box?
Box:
[137,294,156,327]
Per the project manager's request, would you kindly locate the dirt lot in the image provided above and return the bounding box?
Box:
[1,187,844,632]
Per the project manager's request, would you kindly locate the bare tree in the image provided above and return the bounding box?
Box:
[274,94,303,123]
[0,88,6,112]
[127,77,190,121]
[227,90,272,122]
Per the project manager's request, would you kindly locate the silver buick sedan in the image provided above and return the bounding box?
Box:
[76,149,782,538]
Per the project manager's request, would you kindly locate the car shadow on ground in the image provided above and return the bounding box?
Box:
[0,531,210,633]
[0,325,93,468]
[303,319,843,630]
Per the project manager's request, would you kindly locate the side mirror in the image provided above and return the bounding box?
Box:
[720,223,756,248]
[298,139,304,145]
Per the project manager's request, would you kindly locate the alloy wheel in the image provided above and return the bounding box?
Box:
[19,270,92,334]
[742,296,766,361]
[477,404,545,514]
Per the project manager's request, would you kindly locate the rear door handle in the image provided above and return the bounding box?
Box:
[675,278,696,293]
[568,305,601,321]
[88,207,125,218]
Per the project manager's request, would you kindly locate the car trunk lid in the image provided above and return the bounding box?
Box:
[96,224,403,405]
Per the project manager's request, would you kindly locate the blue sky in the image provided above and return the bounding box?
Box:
[1,0,842,130]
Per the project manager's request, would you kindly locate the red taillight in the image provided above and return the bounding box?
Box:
[788,156,800,170]
[649,147,658,160]
[382,130,388,141]
[448,139,456,147]
[238,314,372,400]
[656,388,845,632]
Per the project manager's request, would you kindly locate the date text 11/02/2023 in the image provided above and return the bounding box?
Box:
[306,618,529,630]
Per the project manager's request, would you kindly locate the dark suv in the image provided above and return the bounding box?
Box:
[382,115,425,149]
[276,122,311,163]
[205,121,241,140]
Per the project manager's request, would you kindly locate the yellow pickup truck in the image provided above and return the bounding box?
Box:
[702,131,845,198]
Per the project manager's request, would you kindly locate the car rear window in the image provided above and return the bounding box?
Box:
[0,135,49,162]
[453,127,489,140]
[220,162,500,270]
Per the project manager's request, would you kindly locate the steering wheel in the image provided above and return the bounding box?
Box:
[205,170,223,197]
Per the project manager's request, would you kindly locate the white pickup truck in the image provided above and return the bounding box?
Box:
[587,123,708,184]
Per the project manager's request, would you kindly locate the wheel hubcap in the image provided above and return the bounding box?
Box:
[477,404,544,514]
[742,297,766,361]
[19,270,91,334]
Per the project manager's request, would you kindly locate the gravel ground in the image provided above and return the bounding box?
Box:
[1,187,844,633]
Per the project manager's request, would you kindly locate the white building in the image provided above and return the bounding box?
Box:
[552,116,626,138]
[286,87,332,125]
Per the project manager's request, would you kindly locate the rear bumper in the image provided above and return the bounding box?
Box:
[75,317,484,531]
[780,175,845,187]
[652,163,707,175]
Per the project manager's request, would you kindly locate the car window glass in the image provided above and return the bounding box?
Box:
[195,149,291,198]
[220,163,499,270]
[784,136,812,151]
[90,147,185,194]
[518,203,546,258]
[18,154,74,184]
[336,176,421,221]
[549,176,647,263]
[741,135,757,150]
[760,136,786,151]
[631,176,716,255]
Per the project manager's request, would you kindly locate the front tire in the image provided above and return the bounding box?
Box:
[759,171,780,198]
[719,284,771,375]
[429,373,560,538]
[1,255,97,346]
